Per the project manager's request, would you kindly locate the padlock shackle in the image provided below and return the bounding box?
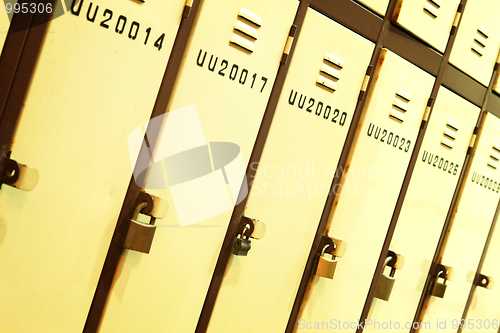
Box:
[132,201,149,221]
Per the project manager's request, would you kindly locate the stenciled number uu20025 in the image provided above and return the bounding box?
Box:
[70,0,166,51]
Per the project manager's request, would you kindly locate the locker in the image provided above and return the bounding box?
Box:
[364,86,479,332]
[98,0,299,332]
[461,213,500,332]
[448,0,500,86]
[295,49,434,331]
[0,0,185,331]
[204,8,374,333]
[355,0,390,16]
[0,5,8,51]
[392,0,460,53]
[418,112,500,332]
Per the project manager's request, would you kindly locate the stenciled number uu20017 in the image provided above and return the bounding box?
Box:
[70,0,166,51]
[197,49,269,93]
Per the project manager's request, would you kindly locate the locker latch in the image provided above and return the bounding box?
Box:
[123,191,168,254]
[232,216,266,256]
[474,273,495,290]
[0,156,39,191]
[314,235,347,279]
[430,263,455,298]
[374,250,405,301]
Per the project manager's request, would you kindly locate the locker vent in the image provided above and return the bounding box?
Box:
[424,0,441,18]
[317,53,343,92]
[472,25,489,57]
[487,144,500,169]
[441,119,459,149]
[231,9,262,52]
[389,88,411,123]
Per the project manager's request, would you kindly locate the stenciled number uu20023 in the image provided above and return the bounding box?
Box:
[70,0,167,51]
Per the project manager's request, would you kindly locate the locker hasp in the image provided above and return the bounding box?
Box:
[232,216,266,256]
[0,156,39,191]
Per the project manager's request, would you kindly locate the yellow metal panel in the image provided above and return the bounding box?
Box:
[449,0,500,86]
[206,9,374,333]
[393,0,460,53]
[419,112,500,332]
[0,1,184,332]
[462,215,500,332]
[364,86,479,332]
[98,1,299,332]
[0,2,10,51]
[296,49,434,331]
[356,0,390,16]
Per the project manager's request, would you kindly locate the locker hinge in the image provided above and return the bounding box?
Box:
[358,66,373,101]
[467,128,479,154]
[422,97,434,122]
[280,25,297,65]
[450,4,463,35]
[0,156,39,191]
[182,0,194,19]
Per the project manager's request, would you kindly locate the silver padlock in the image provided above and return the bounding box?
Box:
[124,201,157,254]
[315,244,338,279]
[374,251,404,302]
[430,264,454,298]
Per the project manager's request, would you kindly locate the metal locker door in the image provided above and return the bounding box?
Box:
[0,3,10,51]
[205,8,374,333]
[295,49,434,331]
[461,214,500,332]
[355,0,390,16]
[448,0,500,86]
[98,1,299,332]
[418,112,500,332]
[0,1,185,331]
[363,86,479,332]
[392,0,460,53]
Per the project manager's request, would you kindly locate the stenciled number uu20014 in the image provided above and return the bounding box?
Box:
[70,0,166,51]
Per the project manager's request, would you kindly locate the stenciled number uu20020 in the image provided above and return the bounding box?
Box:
[70,0,167,51]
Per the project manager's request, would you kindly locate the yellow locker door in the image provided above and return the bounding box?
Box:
[98,0,299,332]
[392,0,460,53]
[461,213,500,332]
[356,0,390,16]
[448,0,500,86]
[295,49,434,332]
[364,86,479,332]
[0,1,185,331]
[0,2,10,51]
[205,8,374,333]
[418,112,500,332]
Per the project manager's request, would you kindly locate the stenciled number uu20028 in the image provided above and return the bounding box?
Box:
[70,0,167,51]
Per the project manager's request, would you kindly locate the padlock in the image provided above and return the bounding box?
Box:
[374,251,404,301]
[430,276,447,298]
[315,244,338,279]
[124,201,157,254]
[430,264,454,298]
[374,267,396,301]
[232,237,252,256]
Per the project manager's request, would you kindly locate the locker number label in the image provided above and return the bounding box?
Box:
[197,49,269,93]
